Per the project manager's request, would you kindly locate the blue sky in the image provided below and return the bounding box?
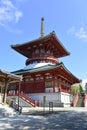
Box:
[0,0,87,80]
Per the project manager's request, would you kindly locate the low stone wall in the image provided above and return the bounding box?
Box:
[28,92,71,107]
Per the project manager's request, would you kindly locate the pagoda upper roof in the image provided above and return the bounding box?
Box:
[11,31,70,58]
[12,62,80,84]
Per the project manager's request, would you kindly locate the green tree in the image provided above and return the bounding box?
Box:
[71,85,79,94]
[79,84,84,94]
[85,82,87,93]
[71,84,84,95]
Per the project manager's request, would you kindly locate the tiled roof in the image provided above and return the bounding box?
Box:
[12,62,63,74]
[0,69,22,83]
[11,32,70,58]
[12,62,80,83]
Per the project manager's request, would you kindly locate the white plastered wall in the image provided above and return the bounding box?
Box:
[28,92,71,107]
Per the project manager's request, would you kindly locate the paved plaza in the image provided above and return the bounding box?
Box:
[0,105,87,130]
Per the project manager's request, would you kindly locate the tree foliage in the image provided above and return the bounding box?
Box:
[79,84,84,94]
[71,84,83,94]
[85,82,87,93]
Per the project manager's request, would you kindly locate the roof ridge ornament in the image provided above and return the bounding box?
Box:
[41,17,45,37]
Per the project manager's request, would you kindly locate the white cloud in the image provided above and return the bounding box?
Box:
[67,27,87,41]
[75,27,87,39]
[15,10,23,23]
[0,0,23,32]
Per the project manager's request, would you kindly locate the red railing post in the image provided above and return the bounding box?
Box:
[72,93,79,107]
[84,94,87,107]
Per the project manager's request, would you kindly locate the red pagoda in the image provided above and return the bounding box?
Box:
[10,18,80,107]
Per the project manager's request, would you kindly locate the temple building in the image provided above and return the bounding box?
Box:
[0,69,22,104]
[10,18,80,107]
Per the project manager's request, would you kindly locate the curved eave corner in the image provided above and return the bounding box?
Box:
[0,69,22,83]
[10,31,70,56]
[60,63,80,84]
[51,31,70,57]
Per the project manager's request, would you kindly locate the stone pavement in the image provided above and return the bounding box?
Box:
[0,105,87,130]
[22,106,87,114]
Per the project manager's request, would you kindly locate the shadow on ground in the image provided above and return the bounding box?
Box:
[0,108,87,130]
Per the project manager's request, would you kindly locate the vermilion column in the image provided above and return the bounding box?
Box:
[53,80,55,92]
[3,80,8,104]
[58,81,62,92]
[53,77,57,92]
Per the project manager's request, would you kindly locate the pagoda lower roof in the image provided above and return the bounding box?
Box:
[12,62,80,84]
[0,69,22,83]
[11,32,70,58]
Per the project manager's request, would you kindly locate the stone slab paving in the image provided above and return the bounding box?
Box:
[0,105,87,130]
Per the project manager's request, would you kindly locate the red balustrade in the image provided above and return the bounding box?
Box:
[20,93,40,107]
[84,94,87,107]
[7,92,40,107]
[72,93,78,107]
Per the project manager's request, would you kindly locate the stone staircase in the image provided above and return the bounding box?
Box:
[7,93,40,114]
[76,95,84,107]
[7,93,40,107]
[18,97,34,107]
[20,93,40,107]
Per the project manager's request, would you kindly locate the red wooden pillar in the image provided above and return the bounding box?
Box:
[3,80,8,104]
[58,81,62,92]
[18,82,21,109]
[53,77,57,92]
[52,78,54,92]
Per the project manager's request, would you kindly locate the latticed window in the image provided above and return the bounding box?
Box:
[40,48,44,53]
[35,49,39,54]
[45,81,53,88]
